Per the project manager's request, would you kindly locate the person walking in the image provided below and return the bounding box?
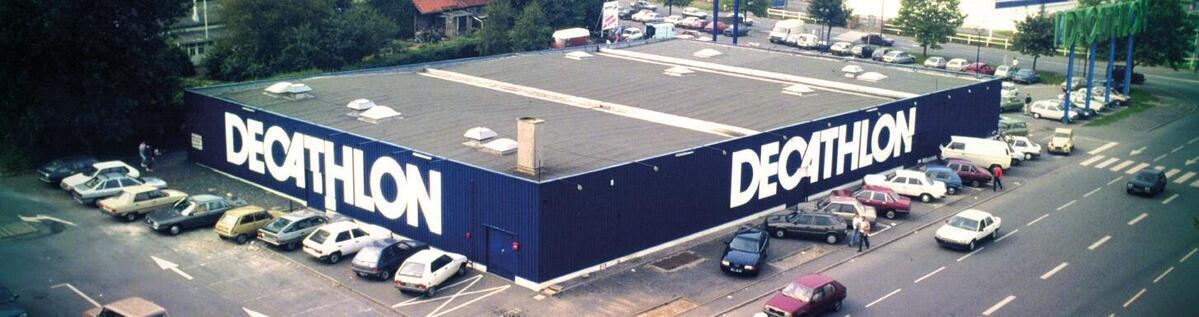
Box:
[857,218,871,252]
[848,215,861,247]
[991,166,1004,192]
[138,141,150,170]
[1023,94,1033,116]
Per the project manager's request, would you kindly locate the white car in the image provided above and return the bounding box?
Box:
[993,65,1015,79]
[1058,91,1109,112]
[60,161,139,191]
[632,10,661,23]
[302,221,378,264]
[1005,136,1042,160]
[663,15,684,25]
[1029,99,1078,121]
[945,58,970,71]
[681,7,709,19]
[934,209,1001,251]
[394,249,469,296]
[863,170,948,203]
[924,56,947,68]
[621,27,644,40]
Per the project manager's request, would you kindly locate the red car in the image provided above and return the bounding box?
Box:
[834,185,911,219]
[945,159,993,187]
[764,273,847,317]
[686,19,710,30]
[964,62,995,75]
[703,21,730,33]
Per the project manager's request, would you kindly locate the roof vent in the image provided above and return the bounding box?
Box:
[663,66,695,77]
[347,99,376,111]
[564,51,594,60]
[481,138,518,155]
[857,72,887,82]
[841,65,864,78]
[356,106,401,124]
[263,82,314,100]
[464,127,497,142]
[692,48,723,58]
[782,84,815,96]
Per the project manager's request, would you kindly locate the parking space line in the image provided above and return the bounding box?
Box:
[1126,163,1151,174]
[1110,160,1135,172]
[1080,155,1106,166]
[1057,200,1077,211]
[1089,142,1119,155]
[1122,288,1147,308]
[1165,169,1181,178]
[1171,145,1184,153]
[1192,179,1199,188]
[1155,166,1165,170]
[51,283,100,308]
[869,223,893,236]
[1174,172,1195,184]
[1040,262,1069,280]
[957,247,985,262]
[1084,187,1102,197]
[1106,177,1123,186]
[1153,267,1174,284]
[913,266,946,284]
[996,229,1019,242]
[982,295,1017,316]
[1191,137,1199,145]
[1152,154,1167,162]
[1095,158,1121,169]
[392,275,483,308]
[429,285,511,317]
[1161,194,1179,205]
[1027,213,1051,226]
[427,274,483,316]
[1182,248,1197,263]
[864,288,901,308]
[1088,235,1112,250]
[1128,213,1148,226]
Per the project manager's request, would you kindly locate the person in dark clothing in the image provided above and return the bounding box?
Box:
[992,166,1004,192]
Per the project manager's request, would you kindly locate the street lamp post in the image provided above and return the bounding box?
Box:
[975,29,983,77]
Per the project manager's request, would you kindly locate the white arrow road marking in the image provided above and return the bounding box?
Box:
[244,308,270,317]
[52,283,100,307]
[18,214,76,227]
[151,256,193,280]
[1129,146,1146,156]
[1089,142,1119,155]
[1186,155,1199,166]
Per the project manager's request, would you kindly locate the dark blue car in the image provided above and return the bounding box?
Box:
[36,155,97,184]
[1127,169,1166,196]
[922,164,963,195]
[721,227,769,276]
[1011,69,1041,84]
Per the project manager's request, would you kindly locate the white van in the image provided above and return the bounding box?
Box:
[940,136,1013,170]
[769,19,805,44]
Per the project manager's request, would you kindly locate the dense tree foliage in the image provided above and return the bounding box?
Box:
[1012,7,1056,70]
[510,1,553,52]
[480,0,517,55]
[368,0,419,39]
[893,0,966,56]
[1079,0,1197,70]
[808,0,853,45]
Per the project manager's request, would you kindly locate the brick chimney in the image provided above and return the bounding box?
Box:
[516,117,543,176]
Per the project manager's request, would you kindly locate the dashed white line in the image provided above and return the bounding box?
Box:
[982,295,1017,316]
[1182,248,1198,263]
[995,229,1019,242]
[1192,179,1199,188]
[1122,288,1147,308]
[914,266,946,284]
[1154,165,1165,170]
[1126,163,1151,174]
[1106,177,1123,186]
[1084,187,1102,197]
[1110,160,1135,172]
[1088,235,1112,250]
[957,247,985,262]
[865,288,902,308]
[1128,213,1148,226]
[1027,213,1051,226]
[1153,266,1174,283]
[1174,172,1195,184]
[1095,158,1121,169]
[1190,137,1199,144]
[1040,262,1070,280]
[1165,168,1181,178]
[1090,142,1120,155]
[1170,145,1185,153]
[1161,194,1179,205]
[1057,200,1077,211]
[1080,155,1106,166]
[1152,154,1167,162]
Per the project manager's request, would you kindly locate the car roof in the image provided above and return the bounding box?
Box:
[189,194,223,203]
[860,185,894,192]
[94,161,129,168]
[317,221,360,232]
[280,209,324,220]
[96,172,129,181]
[121,185,159,194]
[225,205,267,217]
[954,209,991,220]
[828,196,859,204]
[894,169,926,177]
[1133,169,1162,177]
[794,273,834,287]
[408,249,449,263]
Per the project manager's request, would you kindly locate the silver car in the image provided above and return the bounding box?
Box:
[71,173,166,206]
[882,50,915,64]
[258,210,330,251]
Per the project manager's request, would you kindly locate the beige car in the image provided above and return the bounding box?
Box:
[1048,128,1074,154]
[98,186,187,222]
[83,297,167,317]
[216,206,285,244]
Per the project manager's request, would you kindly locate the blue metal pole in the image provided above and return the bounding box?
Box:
[733,0,741,44]
[1085,42,1096,113]
[1123,12,1136,96]
[1105,37,1115,105]
[713,0,720,42]
[1064,45,1074,124]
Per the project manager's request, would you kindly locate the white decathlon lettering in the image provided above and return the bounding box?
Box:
[324,143,355,211]
[757,142,780,200]
[730,148,762,208]
[225,113,249,165]
[245,119,265,174]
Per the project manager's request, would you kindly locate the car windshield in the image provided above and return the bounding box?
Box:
[173,199,196,214]
[262,217,291,233]
[83,177,103,188]
[217,214,240,227]
[947,216,979,231]
[357,247,382,263]
[729,236,758,252]
[781,282,814,302]
[1135,172,1158,182]
[399,262,425,278]
[1014,122,1027,128]
[308,229,330,244]
[1054,132,1070,139]
[82,166,98,175]
[114,191,135,203]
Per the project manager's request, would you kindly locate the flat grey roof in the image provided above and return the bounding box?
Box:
[202,40,979,181]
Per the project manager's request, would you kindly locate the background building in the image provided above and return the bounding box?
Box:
[848,0,1078,31]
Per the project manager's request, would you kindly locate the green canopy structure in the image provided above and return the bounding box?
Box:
[1050,0,1147,124]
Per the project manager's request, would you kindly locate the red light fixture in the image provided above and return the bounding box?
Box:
[511,241,520,252]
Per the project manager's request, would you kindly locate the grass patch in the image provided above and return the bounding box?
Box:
[1036,70,1065,86]
[1085,88,1159,127]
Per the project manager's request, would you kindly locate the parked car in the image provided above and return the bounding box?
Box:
[258,210,330,250]
[838,185,911,219]
[998,116,1028,136]
[945,58,970,71]
[631,0,657,11]
[1000,93,1025,112]
[1127,169,1167,196]
[1005,135,1042,160]
[769,19,805,43]
[864,170,948,203]
[1011,68,1041,84]
[98,185,187,222]
[943,159,994,188]
[789,33,823,49]
[764,211,847,244]
[870,47,893,61]
[815,196,878,225]
[964,62,996,75]
[60,160,139,191]
[394,249,469,296]
[860,33,894,46]
[703,21,730,34]
[1086,88,1129,105]
[1006,142,1025,166]
[83,297,166,317]
[303,221,379,264]
[940,136,1012,170]
[1029,99,1079,121]
[882,50,915,64]
[923,56,947,68]
[1112,65,1145,85]
[1059,91,1110,112]
[0,284,27,317]
[680,7,709,19]
[718,12,754,26]
[146,194,247,235]
[720,227,769,275]
[663,14,684,25]
[723,24,751,36]
[215,205,284,244]
[994,65,1016,79]
[763,273,847,317]
[37,155,97,185]
[921,164,964,195]
[352,238,430,280]
[1047,128,1074,155]
[934,209,1001,251]
[684,18,709,30]
[829,41,854,55]
[619,8,635,20]
[71,173,166,206]
[850,44,874,58]
[620,27,645,40]
[631,10,661,23]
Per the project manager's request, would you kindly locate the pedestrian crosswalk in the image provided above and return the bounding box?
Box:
[1079,155,1199,189]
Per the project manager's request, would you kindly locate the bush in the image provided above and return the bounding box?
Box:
[365,36,482,68]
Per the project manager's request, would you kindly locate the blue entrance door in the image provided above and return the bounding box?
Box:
[487,228,517,280]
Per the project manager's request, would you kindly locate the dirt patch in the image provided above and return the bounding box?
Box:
[649,251,703,272]
[636,297,698,317]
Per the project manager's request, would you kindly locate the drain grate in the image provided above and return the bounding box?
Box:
[650,251,702,272]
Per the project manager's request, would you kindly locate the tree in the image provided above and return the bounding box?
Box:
[0,0,192,170]
[510,1,553,52]
[1075,0,1197,71]
[368,0,419,38]
[893,0,966,56]
[807,0,853,45]
[664,0,694,16]
[1011,7,1056,70]
[480,0,517,55]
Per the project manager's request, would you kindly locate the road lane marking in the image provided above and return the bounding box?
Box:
[1162,194,1179,205]
[996,229,1019,242]
[957,247,985,262]
[1080,155,1106,166]
[914,266,946,284]
[1110,160,1135,172]
[1155,165,1165,170]
[1126,163,1151,174]
[150,256,193,280]
[1107,177,1124,186]
[51,283,101,308]
[982,295,1017,316]
[865,288,902,308]
[1122,288,1147,308]
[1089,142,1119,155]
[1182,248,1198,263]
[243,308,270,317]
[1088,235,1112,250]
[1152,154,1167,162]
[1165,168,1181,178]
[1192,179,1199,188]
[1190,137,1199,144]
[428,286,511,317]
[1174,172,1195,184]
[1057,200,1077,211]
[1027,213,1051,226]
[1084,187,1103,197]
[1040,262,1069,280]
[1128,213,1148,226]
[1094,158,1121,169]
[1153,266,1174,284]
[1171,145,1185,153]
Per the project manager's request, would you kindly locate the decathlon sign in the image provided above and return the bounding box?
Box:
[223,113,443,235]
[730,108,917,208]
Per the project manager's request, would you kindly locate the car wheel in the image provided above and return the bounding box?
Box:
[826,233,839,245]
[968,240,976,251]
[427,286,438,297]
[124,213,137,222]
[287,241,300,251]
[920,194,933,203]
[1033,113,1042,119]
[948,187,959,195]
[169,225,181,236]
[833,300,843,312]
[1025,153,1033,161]
[355,271,365,277]
[1126,188,1133,194]
[774,230,786,238]
[380,270,391,281]
[971,180,981,188]
[992,229,999,239]
[885,210,897,220]
[235,234,249,245]
[457,265,467,276]
[328,252,342,264]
